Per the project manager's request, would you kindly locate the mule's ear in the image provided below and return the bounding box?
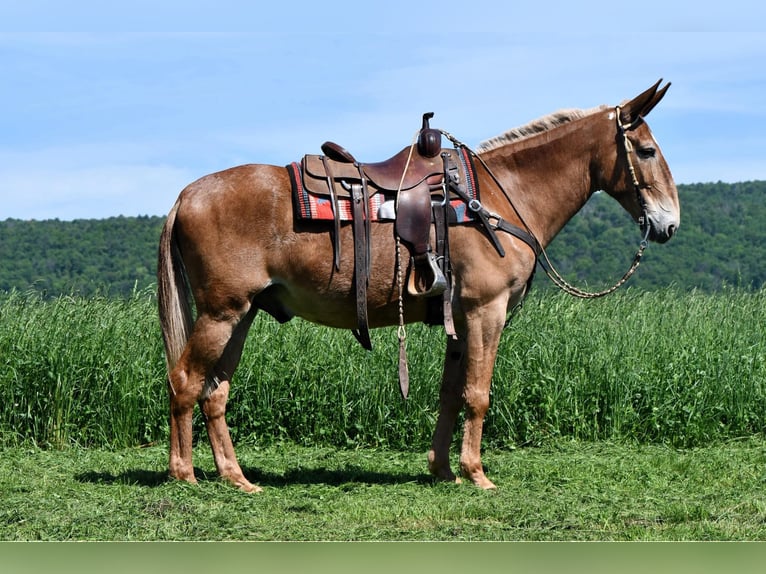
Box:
[620,79,669,129]
[641,81,671,118]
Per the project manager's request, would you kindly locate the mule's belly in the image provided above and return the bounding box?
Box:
[252,218,431,329]
[256,279,429,331]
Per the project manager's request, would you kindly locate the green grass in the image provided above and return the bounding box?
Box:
[3,439,766,540]
[0,290,166,448]
[1,287,765,450]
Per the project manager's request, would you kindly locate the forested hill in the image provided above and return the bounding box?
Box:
[1,181,765,298]
[0,215,164,297]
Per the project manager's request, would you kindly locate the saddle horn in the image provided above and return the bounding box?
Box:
[417,112,442,158]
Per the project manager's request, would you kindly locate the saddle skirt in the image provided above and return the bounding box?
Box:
[287,145,480,223]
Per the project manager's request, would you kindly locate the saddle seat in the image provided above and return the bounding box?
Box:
[306,143,449,199]
[303,140,455,305]
[318,142,446,195]
[318,111,445,196]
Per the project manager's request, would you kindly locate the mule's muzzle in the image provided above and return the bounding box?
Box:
[647,220,677,244]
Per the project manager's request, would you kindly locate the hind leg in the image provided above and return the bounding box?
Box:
[199,308,261,492]
[168,311,242,486]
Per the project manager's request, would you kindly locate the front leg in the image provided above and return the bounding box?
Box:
[457,306,506,489]
[428,336,467,483]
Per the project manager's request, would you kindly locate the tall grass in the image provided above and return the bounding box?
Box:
[0,290,167,448]
[491,288,766,447]
[1,287,765,449]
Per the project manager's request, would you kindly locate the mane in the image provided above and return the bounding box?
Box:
[476,105,607,152]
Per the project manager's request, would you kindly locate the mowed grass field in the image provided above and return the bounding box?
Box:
[3,439,766,541]
[1,287,766,540]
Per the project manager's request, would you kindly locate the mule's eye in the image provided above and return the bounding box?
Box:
[637,147,656,159]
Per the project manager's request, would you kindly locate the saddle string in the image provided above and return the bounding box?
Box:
[439,122,649,300]
[394,132,421,399]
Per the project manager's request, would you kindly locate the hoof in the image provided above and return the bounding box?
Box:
[169,471,198,486]
[225,475,263,493]
[462,470,497,490]
[428,450,463,485]
[428,463,462,485]
[238,481,263,494]
[432,473,462,486]
[476,478,497,490]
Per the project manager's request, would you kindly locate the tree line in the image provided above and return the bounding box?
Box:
[0,181,764,298]
[0,215,163,297]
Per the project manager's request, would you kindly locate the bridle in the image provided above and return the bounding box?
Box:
[531,106,651,298]
[394,112,652,393]
[615,105,652,245]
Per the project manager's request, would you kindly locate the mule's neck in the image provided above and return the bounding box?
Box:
[477,112,607,249]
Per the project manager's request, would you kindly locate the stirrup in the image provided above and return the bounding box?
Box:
[407,252,447,297]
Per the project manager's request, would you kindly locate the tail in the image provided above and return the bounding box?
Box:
[157,198,193,375]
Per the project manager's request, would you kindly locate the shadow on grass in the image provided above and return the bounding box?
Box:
[74,466,433,488]
[74,469,169,487]
[242,465,433,487]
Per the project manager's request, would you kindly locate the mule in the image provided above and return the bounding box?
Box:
[157,80,679,492]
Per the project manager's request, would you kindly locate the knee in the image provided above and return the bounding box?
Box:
[463,388,490,417]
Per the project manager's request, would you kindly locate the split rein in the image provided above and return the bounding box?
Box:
[538,221,649,299]
[440,106,651,300]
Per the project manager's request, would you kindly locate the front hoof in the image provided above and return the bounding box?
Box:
[225,475,263,493]
[461,468,497,490]
[432,472,463,485]
[428,463,462,485]
[169,471,198,486]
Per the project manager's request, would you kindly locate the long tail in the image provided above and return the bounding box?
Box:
[157,198,193,376]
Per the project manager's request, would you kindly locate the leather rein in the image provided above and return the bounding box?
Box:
[440,105,651,300]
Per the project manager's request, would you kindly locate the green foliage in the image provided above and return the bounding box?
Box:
[0,290,167,448]
[544,180,766,292]
[492,289,766,447]
[1,180,765,449]
[1,181,766,298]
[0,215,164,297]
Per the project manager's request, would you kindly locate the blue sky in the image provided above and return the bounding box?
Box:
[1,1,765,220]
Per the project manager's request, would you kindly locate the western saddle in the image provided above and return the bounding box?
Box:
[298,113,470,350]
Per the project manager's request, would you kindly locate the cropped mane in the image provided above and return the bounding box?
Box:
[476,105,607,152]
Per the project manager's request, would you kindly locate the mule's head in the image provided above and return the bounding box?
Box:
[601,80,680,244]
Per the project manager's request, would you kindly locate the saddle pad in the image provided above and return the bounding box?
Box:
[288,146,479,223]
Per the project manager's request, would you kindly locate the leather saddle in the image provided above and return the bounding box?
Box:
[288,114,539,398]
[297,113,460,352]
[301,113,459,302]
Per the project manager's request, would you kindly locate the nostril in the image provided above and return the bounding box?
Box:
[667,224,677,238]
